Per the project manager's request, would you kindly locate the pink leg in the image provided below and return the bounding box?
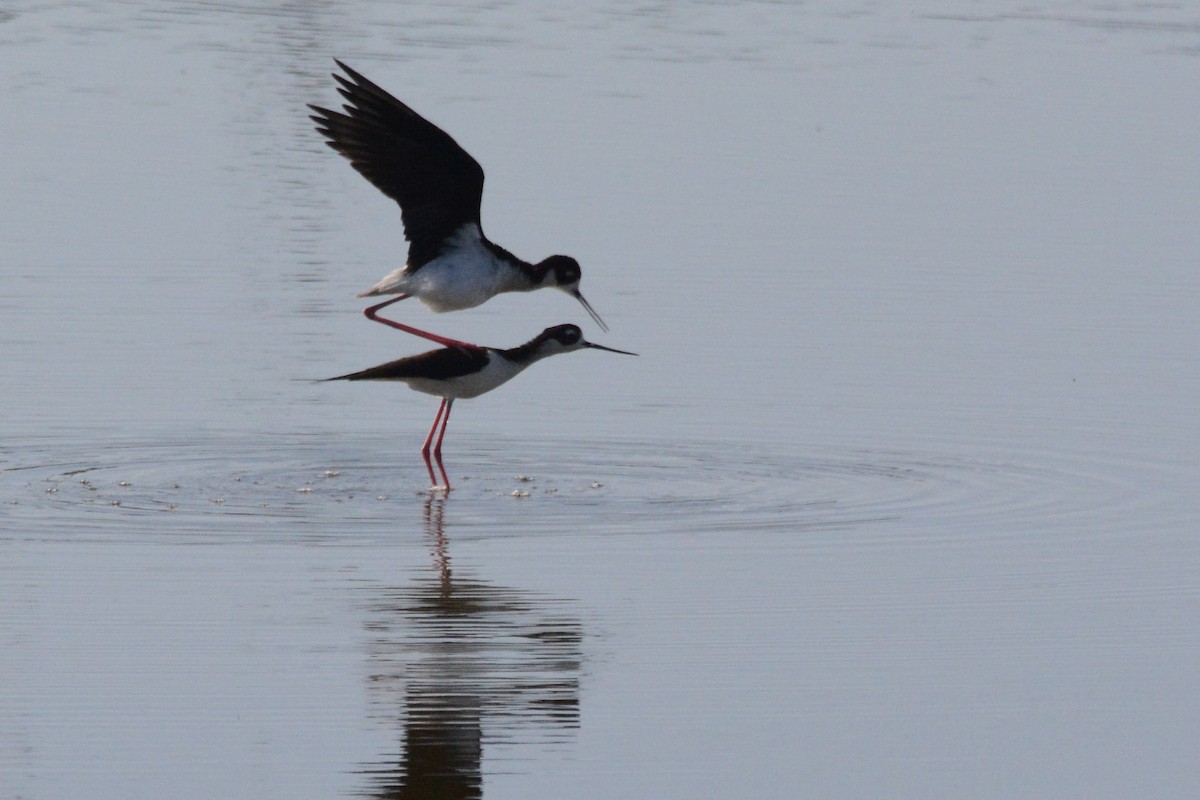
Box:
[421,399,453,491]
[421,398,448,459]
[422,453,438,489]
[432,398,454,459]
[430,452,450,492]
[364,296,482,350]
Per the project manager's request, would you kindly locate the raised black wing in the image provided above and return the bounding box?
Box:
[308,60,486,268]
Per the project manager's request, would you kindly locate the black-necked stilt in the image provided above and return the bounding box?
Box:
[327,324,636,490]
[309,61,608,350]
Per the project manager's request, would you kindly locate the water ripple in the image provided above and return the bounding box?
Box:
[1,432,1162,546]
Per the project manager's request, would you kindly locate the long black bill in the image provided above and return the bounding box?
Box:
[573,290,609,333]
[585,341,638,356]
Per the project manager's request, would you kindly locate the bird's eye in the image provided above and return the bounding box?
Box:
[557,263,580,283]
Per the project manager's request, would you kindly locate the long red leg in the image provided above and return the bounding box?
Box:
[429,399,453,490]
[364,296,482,350]
[421,399,453,491]
[433,398,454,459]
[422,453,439,490]
[431,452,451,492]
[422,398,448,459]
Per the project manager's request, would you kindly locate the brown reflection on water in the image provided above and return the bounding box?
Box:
[358,495,582,798]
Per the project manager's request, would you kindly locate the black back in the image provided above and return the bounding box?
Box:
[327,346,490,383]
[308,61,486,269]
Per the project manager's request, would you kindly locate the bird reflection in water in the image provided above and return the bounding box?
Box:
[357,494,582,798]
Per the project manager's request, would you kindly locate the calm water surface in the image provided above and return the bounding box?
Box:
[3,2,1200,798]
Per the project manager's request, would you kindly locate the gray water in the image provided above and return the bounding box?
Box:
[3,2,1199,798]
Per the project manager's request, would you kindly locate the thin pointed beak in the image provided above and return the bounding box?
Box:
[585,341,638,356]
[572,289,609,333]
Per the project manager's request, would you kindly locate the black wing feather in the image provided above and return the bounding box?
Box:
[308,60,486,268]
[327,346,490,383]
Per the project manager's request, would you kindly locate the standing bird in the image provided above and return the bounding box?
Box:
[326,324,636,490]
[309,61,608,350]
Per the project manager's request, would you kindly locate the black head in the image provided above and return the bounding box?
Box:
[536,255,608,332]
[545,323,585,347]
[539,255,582,287]
[534,324,637,357]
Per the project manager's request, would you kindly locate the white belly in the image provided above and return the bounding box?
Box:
[403,353,529,399]
[360,224,521,312]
